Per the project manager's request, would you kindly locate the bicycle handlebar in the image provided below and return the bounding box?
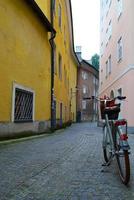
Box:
[116,96,126,100]
[83,96,126,101]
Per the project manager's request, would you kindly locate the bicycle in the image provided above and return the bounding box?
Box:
[100,96,130,185]
[84,95,131,185]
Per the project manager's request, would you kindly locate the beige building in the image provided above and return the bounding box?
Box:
[100,0,134,130]
[76,47,99,122]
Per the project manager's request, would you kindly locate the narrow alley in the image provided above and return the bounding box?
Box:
[0,123,134,200]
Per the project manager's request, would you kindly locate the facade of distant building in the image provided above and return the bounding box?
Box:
[76,48,99,122]
[100,0,134,129]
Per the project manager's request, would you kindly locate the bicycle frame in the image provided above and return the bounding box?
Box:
[103,114,115,154]
[98,95,131,184]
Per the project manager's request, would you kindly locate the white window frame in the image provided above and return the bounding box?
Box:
[108,20,112,40]
[83,85,88,94]
[58,3,62,28]
[106,60,108,78]
[12,83,35,122]
[108,55,112,74]
[117,0,123,19]
[82,71,88,80]
[117,37,123,62]
[82,100,86,110]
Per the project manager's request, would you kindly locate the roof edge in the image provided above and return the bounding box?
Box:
[68,0,80,65]
[82,59,99,72]
[25,0,56,33]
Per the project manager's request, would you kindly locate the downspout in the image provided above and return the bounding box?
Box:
[49,0,56,131]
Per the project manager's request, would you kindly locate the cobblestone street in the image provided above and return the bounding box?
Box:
[0,123,134,200]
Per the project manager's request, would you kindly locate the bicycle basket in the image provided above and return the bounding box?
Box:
[100,99,120,120]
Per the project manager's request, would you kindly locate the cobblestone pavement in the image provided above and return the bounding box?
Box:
[0,123,134,200]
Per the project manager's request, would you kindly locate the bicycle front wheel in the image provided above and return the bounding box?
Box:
[115,128,130,185]
[103,125,112,163]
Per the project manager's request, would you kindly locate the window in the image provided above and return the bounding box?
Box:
[82,71,88,80]
[108,20,112,40]
[106,60,108,78]
[110,90,114,98]
[60,102,62,122]
[117,37,123,62]
[117,0,123,19]
[105,0,112,16]
[58,4,62,28]
[105,55,112,78]
[58,54,62,80]
[68,78,69,94]
[109,0,112,8]
[83,85,88,94]
[100,42,104,57]
[106,20,112,46]
[52,0,56,13]
[93,76,96,84]
[64,65,66,86]
[118,88,122,96]
[14,88,34,122]
[64,26,66,46]
[106,28,108,46]
[108,55,112,73]
[82,100,86,110]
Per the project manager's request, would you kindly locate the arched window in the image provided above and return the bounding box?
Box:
[110,90,114,98]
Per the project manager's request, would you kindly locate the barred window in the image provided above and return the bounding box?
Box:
[14,88,33,122]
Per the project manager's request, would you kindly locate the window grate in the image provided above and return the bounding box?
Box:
[14,88,33,122]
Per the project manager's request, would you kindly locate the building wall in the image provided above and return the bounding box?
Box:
[0,0,78,137]
[77,62,99,122]
[35,0,78,124]
[0,0,51,136]
[100,0,134,127]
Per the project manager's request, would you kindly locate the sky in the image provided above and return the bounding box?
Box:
[71,0,100,60]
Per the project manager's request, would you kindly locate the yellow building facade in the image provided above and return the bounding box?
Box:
[0,0,78,137]
[35,0,79,127]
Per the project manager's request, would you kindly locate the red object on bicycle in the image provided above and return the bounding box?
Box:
[120,134,128,141]
[114,120,127,126]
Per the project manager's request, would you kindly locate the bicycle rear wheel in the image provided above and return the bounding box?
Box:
[103,125,112,163]
[115,128,130,185]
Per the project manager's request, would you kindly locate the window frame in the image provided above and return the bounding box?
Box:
[82,100,87,110]
[117,36,123,62]
[58,53,62,80]
[58,3,62,28]
[83,85,88,94]
[12,83,35,122]
[108,55,112,74]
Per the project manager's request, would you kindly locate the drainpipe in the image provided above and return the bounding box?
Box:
[49,0,56,131]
